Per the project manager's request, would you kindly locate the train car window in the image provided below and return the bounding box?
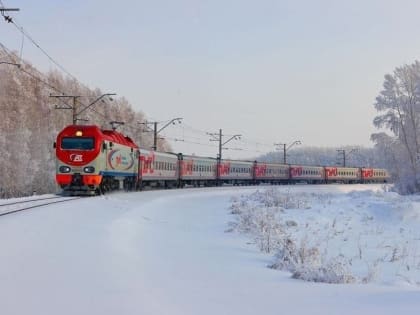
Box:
[61,137,94,150]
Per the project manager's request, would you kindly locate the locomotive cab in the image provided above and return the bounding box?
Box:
[55,125,139,195]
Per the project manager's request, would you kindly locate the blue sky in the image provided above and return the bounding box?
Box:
[2,0,420,158]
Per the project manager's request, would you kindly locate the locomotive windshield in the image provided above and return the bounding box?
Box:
[61,137,94,150]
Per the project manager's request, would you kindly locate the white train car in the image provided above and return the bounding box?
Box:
[289,165,325,184]
[139,149,179,188]
[325,166,360,183]
[361,168,389,183]
[218,159,254,185]
[254,162,289,184]
[179,155,217,187]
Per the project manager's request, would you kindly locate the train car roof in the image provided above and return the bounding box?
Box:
[58,125,138,148]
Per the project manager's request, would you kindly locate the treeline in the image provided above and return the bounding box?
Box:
[0,51,169,198]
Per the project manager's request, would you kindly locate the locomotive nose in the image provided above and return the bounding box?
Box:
[71,173,83,186]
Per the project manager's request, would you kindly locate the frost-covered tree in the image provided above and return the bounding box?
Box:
[372,61,420,193]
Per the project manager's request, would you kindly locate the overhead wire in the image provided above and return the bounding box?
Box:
[9,17,80,82]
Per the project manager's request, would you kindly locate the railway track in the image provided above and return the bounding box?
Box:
[0,196,81,217]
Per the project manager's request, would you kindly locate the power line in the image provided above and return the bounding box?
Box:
[164,136,219,148]
[5,16,80,82]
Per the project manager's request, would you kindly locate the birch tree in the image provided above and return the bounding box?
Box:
[372,61,420,193]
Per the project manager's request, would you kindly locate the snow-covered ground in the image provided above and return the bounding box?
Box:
[229,185,420,285]
[1,185,420,314]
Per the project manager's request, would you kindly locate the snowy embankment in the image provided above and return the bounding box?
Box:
[229,185,420,285]
[0,185,420,315]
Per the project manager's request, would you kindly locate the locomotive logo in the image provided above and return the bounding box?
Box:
[108,149,134,170]
[70,154,83,162]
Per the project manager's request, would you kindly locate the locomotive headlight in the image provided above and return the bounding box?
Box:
[83,166,95,173]
[59,166,71,173]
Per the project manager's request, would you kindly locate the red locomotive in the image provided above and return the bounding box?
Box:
[55,125,138,195]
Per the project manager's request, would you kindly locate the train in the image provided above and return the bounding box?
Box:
[55,125,390,195]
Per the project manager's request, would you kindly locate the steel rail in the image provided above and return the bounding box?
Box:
[0,197,81,217]
[0,195,65,207]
